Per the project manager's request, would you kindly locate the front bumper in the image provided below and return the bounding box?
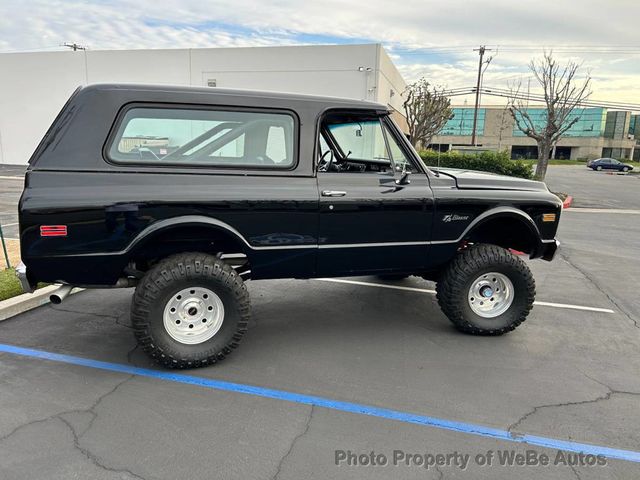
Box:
[541,239,560,261]
[15,262,34,293]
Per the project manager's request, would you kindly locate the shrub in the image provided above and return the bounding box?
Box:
[418,150,534,180]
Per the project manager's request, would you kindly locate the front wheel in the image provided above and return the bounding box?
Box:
[131,253,250,368]
[436,244,535,335]
[596,165,603,171]
[622,167,629,172]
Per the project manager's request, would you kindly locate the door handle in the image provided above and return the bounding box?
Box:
[321,190,347,197]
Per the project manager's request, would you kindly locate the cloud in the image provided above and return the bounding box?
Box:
[1,0,639,105]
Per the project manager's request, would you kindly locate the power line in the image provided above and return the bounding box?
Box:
[61,43,87,51]
[391,45,640,56]
[482,87,640,109]
[441,86,640,112]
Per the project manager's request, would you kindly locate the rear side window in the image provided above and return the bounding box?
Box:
[107,107,296,168]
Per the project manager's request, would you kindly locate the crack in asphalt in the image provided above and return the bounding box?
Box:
[569,463,583,480]
[126,343,140,366]
[507,374,640,436]
[271,405,314,480]
[58,415,146,479]
[0,416,59,444]
[559,251,639,330]
[0,375,145,478]
[50,305,133,330]
[65,375,134,439]
[114,312,134,330]
[434,464,444,479]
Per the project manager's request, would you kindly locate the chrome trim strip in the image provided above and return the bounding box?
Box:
[318,241,433,249]
[42,239,454,258]
[37,215,460,258]
[253,244,317,250]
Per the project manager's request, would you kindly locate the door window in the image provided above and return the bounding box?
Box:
[383,122,415,173]
[327,120,389,163]
[321,113,417,173]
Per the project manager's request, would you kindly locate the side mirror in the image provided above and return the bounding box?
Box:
[395,170,411,185]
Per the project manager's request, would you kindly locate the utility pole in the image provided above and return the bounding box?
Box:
[62,43,86,51]
[471,45,491,146]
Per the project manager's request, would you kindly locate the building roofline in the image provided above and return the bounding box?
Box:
[0,43,383,57]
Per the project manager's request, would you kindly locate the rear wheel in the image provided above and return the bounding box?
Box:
[131,252,250,368]
[436,244,535,335]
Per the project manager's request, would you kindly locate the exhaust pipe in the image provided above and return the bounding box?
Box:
[50,285,74,305]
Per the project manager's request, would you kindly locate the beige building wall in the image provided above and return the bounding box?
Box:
[375,45,408,131]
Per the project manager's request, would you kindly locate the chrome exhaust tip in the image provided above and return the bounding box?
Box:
[50,285,74,305]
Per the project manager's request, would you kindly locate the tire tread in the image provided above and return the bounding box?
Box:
[131,252,250,368]
[436,244,535,336]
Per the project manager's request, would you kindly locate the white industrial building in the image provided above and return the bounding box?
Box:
[0,44,407,166]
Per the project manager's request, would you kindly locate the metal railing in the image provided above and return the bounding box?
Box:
[0,222,11,269]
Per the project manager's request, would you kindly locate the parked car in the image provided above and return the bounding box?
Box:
[17,84,561,368]
[588,158,634,172]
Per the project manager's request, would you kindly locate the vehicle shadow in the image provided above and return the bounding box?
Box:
[0,277,515,375]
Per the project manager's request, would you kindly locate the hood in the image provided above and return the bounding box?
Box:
[435,168,548,192]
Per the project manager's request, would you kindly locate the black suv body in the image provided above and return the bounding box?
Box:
[18,84,561,368]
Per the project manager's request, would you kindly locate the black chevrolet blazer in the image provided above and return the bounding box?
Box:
[17,84,561,368]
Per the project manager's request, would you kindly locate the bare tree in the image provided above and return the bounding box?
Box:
[497,105,511,151]
[403,79,453,148]
[508,51,591,180]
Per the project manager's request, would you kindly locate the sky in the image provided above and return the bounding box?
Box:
[1,0,639,107]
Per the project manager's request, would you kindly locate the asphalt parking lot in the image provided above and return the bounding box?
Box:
[0,165,22,241]
[545,164,640,209]
[1,165,639,479]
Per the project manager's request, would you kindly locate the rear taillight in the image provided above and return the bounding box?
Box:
[40,225,67,237]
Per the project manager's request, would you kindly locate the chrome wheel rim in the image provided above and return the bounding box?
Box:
[163,287,224,345]
[468,272,514,318]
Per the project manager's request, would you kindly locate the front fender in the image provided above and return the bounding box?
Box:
[460,207,541,240]
[458,207,545,258]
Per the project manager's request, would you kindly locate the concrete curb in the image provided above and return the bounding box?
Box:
[0,285,83,322]
[562,195,573,209]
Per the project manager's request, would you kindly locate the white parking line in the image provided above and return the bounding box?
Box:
[565,208,640,215]
[0,222,18,227]
[318,277,437,294]
[316,278,615,314]
[0,176,24,180]
[533,301,614,313]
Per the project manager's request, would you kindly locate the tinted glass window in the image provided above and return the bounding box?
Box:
[108,107,295,168]
[383,123,415,173]
[328,120,389,162]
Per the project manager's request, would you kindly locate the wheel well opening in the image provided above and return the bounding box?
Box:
[464,216,537,254]
[127,225,249,272]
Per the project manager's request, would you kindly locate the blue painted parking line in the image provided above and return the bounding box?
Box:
[1,342,639,464]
